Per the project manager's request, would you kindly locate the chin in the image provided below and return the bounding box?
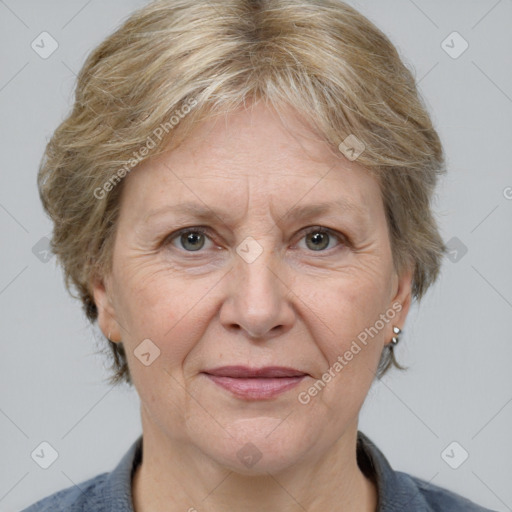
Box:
[189,416,313,475]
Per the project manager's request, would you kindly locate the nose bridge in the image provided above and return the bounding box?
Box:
[239,239,279,298]
[222,234,293,338]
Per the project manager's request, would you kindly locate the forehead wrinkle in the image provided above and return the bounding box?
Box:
[138,157,372,230]
[142,197,368,229]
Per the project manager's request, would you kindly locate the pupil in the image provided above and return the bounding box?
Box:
[183,232,204,251]
[308,232,328,250]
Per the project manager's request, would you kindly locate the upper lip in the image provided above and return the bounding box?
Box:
[203,366,308,378]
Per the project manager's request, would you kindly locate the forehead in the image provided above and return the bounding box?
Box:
[120,103,383,223]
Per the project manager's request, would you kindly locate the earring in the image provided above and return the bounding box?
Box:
[391,326,401,345]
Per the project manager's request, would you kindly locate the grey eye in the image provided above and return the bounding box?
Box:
[179,231,206,251]
[304,230,334,251]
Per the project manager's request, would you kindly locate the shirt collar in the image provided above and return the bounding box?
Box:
[357,430,429,511]
[104,434,142,512]
[104,431,428,512]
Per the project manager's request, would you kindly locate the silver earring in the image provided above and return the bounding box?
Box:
[391,326,401,345]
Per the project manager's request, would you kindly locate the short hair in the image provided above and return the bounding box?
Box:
[38,0,446,386]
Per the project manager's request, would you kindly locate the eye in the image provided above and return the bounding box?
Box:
[167,227,214,252]
[298,226,344,252]
[164,226,346,254]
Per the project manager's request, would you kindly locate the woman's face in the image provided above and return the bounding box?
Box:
[93,103,412,474]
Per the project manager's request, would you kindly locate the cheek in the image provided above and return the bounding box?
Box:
[114,264,218,366]
[298,273,390,420]
[311,262,393,370]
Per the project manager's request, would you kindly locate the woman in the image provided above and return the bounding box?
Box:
[23,0,495,510]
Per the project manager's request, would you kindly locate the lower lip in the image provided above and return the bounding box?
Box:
[204,374,306,400]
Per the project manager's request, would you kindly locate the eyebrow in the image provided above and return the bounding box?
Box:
[142,200,367,226]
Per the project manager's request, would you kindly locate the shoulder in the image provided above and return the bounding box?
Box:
[21,435,142,511]
[356,431,496,512]
[397,471,498,512]
[21,435,142,512]
[20,472,109,512]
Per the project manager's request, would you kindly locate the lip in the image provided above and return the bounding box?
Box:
[202,366,308,400]
[203,365,307,378]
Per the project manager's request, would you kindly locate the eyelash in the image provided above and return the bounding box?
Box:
[164,225,349,254]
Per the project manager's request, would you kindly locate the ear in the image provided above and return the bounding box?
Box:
[387,263,414,343]
[91,272,122,343]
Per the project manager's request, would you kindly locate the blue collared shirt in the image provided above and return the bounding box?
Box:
[21,431,496,511]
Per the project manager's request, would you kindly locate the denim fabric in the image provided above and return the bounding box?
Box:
[22,431,496,511]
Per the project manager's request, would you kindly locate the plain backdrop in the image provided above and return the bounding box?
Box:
[1,0,511,511]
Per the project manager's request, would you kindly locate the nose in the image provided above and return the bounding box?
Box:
[219,244,295,340]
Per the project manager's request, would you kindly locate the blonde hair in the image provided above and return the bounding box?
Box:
[38,0,446,385]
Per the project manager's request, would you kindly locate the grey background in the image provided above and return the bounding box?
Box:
[1,0,511,510]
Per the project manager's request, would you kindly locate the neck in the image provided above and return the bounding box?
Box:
[132,412,378,512]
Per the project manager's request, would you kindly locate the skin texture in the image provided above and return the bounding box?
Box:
[92,102,413,512]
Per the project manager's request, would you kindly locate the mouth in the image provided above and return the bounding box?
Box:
[201,366,308,400]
